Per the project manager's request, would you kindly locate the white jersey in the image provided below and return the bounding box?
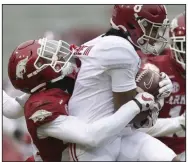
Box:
[68,35,141,123]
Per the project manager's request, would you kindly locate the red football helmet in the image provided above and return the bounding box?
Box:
[8,38,76,93]
[111,5,169,55]
[170,12,185,72]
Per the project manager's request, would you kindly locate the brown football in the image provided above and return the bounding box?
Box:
[136,63,161,98]
[132,63,161,125]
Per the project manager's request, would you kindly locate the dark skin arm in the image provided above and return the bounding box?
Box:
[113,89,147,124]
[113,89,137,111]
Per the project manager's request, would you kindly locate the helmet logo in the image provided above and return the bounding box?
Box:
[16,56,29,79]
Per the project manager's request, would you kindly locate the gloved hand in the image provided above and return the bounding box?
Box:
[133,92,155,112]
[133,93,164,129]
[157,72,173,99]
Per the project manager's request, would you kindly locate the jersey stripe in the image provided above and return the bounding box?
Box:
[83,46,93,56]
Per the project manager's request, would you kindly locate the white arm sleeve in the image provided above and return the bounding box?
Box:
[3,90,24,119]
[139,116,184,137]
[37,100,140,147]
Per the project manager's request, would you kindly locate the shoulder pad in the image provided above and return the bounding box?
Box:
[25,89,70,126]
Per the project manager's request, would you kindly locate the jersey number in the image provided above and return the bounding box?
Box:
[74,45,93,56]
[134,5,143,13]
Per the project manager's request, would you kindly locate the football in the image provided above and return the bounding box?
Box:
[136,63,161,98]
[132,63,161,126]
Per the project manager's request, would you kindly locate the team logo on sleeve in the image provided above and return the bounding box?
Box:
[29,110,52,123]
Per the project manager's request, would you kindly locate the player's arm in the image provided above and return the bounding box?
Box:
[3,90,30,119]
[98,42,139,111]
[37,92,155,148]
[37,100,140,147]
[138,114,185,137]
[109,68,137,110]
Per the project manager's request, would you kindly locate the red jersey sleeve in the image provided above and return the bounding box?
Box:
[24,88,70,127]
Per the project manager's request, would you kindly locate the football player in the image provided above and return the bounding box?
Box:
[67,5,178,161]
[139,12,186,161]
[6,38,156,162]
[3,5,180,161]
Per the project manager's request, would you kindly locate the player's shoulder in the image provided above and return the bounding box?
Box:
[83,34,104,46]
[97,35,134,51]
[84,35,135,51]
[24,88,70,125]
[84,35,137,58]
[95,36,139,66]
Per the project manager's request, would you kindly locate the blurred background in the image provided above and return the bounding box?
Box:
[2,4,186,161]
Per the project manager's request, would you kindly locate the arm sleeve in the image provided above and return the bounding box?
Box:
[107,68,137,92]
[3,90,25,119]
[139,116,184,137]
[37,100,140,147]
[102,46,139,92]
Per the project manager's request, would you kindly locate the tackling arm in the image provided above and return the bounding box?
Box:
[37,100,140,147]
[3,90,27,119]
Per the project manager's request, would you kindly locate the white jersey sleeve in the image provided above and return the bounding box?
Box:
[107,68,137,92]
[37,100,140,147]
[139,116,185,137]
[3,90,24,119]
[91,36,140,92]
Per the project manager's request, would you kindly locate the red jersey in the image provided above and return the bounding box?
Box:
[24,88,70,162]
[139,49,185,154]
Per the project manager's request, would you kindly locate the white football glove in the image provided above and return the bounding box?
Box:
[157,72,173,99]
[140,98,164,128]
[133,93,164,128]
[133,92,155,112]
